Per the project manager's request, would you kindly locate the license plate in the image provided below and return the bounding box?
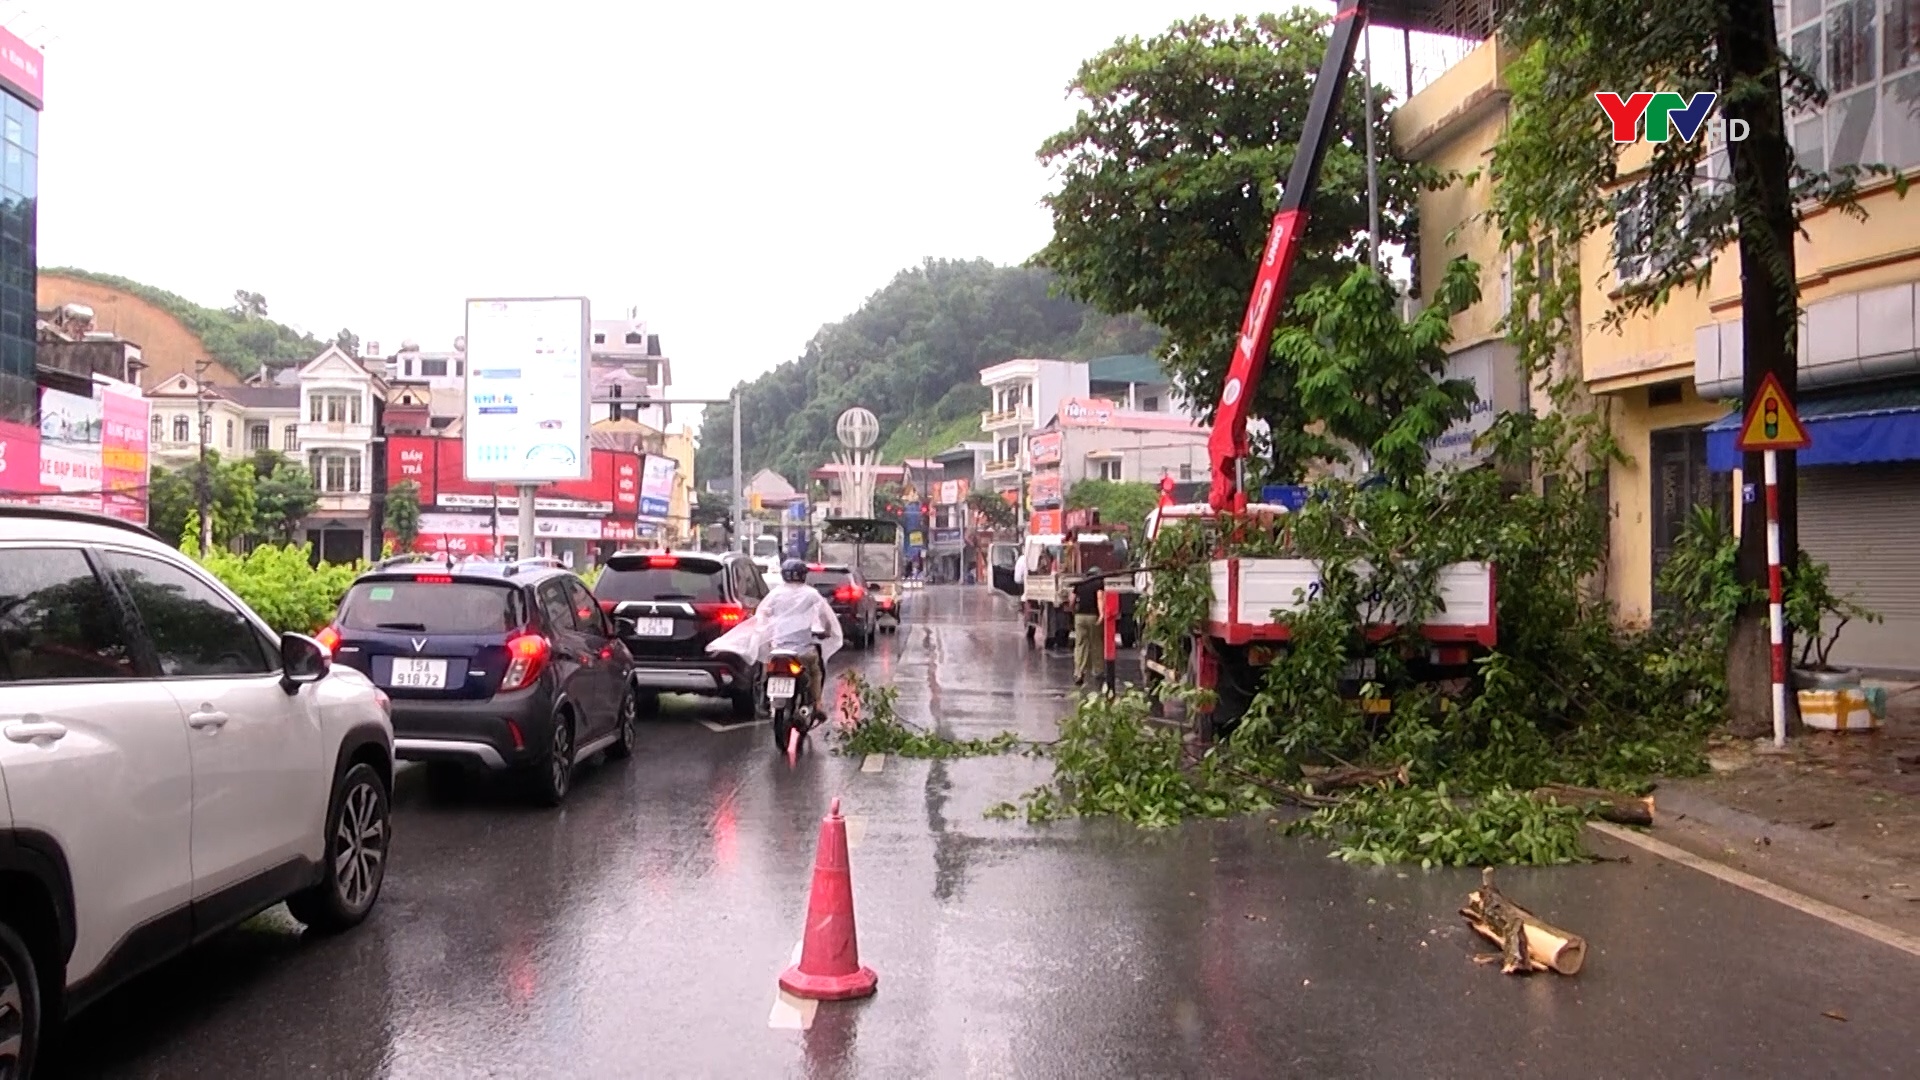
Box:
[631,617,674,637]
[767,677,796,699]
[390,658,448,688]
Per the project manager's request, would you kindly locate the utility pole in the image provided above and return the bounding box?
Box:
[731,391,744,553]
[194,358,214,553]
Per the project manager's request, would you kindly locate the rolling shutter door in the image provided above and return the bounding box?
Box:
[1797,463,1920,672]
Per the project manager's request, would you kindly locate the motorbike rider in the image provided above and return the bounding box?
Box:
[760,559,844,710]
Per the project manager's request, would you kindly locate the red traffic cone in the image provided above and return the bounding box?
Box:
[779,797,877,1001]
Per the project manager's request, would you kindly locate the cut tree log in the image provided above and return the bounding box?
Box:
[1460,867,1587,976]
[1300,763,1410,791]
[1530,783,1655,827]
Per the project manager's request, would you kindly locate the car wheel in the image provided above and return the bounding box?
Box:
[731,670,760,719]
[527,714,574,807]
[608,687,640,761]
[0,920,41,1080]
[287,762,390,933]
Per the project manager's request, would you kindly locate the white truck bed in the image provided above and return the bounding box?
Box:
[1206,557,1496,647]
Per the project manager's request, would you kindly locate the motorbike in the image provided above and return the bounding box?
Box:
[763,635,828,754]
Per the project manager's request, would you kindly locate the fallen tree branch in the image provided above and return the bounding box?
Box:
[1301,763,1410,791]
[1530,784,1654,827]
[1461,867,1587,975]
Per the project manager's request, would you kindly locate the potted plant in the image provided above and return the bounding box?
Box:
[1785,554,1881,692]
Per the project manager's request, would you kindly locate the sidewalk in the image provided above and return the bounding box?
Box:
[1643,681,1920,937]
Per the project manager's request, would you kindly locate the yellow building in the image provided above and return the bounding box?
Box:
[1401,13,1920,672]
[663,425,698,545]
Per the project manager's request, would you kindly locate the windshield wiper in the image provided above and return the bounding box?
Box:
[376,622,428,631]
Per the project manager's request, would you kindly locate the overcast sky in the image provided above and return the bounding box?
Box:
[29,1,1459,431]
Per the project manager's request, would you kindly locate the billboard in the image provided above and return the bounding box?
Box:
[639,453,675,519]
[99,387,151,524]
[461,297,591,483]
[389,434,638,517]
[0,27,43,109]
[1028,470,1063,509]
[1029,431,1063,467]
[935,478,969,505]
[38,388,103,508]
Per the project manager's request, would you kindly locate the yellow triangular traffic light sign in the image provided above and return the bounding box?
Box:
[1735,371,1811,453]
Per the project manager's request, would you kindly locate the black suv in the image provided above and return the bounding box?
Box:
[322,557,639,806]
[807,563,878,649]
[595,549,766,717]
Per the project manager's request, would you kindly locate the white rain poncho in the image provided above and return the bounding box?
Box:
[706,581,845,666]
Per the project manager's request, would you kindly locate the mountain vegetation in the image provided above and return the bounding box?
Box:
[695,258,1160,486]
[44,268,336,377]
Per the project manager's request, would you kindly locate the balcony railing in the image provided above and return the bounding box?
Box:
[981,457,1022,477]
[979,405,1033,430]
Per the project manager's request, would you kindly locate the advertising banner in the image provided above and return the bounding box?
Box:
[99,387,150,524]
[0,419,40,499]
[1058,398,1120,427]
[639,453,675,519]
[1028,509,1062,536]
[38,388,103,510]
[614,457,638,514]
[390,434,634,519]
[0,26,43,109]
[1028,431,1063,467]
[461,297,591,483]
[936,478,969,505]
[1028,470,1063,509]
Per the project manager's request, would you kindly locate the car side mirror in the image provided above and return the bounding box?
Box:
[280,632,331,694]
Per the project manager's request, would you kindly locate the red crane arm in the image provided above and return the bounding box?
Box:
[1207,0,1371,511]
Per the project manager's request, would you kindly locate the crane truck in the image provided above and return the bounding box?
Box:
[1147,0,1498,734]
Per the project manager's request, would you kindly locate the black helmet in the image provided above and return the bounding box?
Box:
[781,558,810,583]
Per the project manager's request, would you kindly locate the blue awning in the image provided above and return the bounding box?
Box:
[1706,384,1920,471]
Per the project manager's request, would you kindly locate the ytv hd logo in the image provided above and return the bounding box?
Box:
[1594,92,1750,144]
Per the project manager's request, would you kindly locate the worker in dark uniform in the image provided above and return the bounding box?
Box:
[1068,568,1104,687]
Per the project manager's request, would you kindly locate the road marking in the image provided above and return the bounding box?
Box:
[1589,822,1920,960]
[861,753,886,773]
[768,941,818,1030]
[698,717,772,733]
[845,814,866,850]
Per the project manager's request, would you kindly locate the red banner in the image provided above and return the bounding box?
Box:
[386,436,637,519]
[0,420,41,497]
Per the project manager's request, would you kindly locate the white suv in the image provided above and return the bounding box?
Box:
[0,508,395,1078]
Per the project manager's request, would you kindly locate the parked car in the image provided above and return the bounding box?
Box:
[320,556,639,806]
[0,508,394,1080]
[595,550,766,718]
[806,563,879,649]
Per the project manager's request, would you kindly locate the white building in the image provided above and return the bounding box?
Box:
[978,357,1090,500]
[591,316,672,431]
[296,345,388,562]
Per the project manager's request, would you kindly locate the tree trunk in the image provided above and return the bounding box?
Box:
[1460,868,1587,975]
[1529,784,1655,827]
[1722,0,1801,737]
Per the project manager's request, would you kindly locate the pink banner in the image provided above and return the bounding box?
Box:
[100,390,151,524]
[0,27,42,108]
[0,420,40,498]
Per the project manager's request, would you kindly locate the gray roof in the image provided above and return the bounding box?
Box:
[1087,354,1165,384]
[216,385,300,409]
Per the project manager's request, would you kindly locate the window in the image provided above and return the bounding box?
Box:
[1098,459,1123,482]
[456,360,466,377]
[625,331,644,345]
[1786,0,1920,169]
[1143,395,1161,412]
[173,415,189,443]
[421,358,447,377]
[0,548,137,682]
[1180,463,1194,481]
[352,395,363,424]
[593,333,606,344]
[348,455,362,493]
[326,456,346,492]
[309,395,323,422]
[226,418,235,447]
[565,579,608,631]
[538,580,578,632]
[326,395,345,422]
[151,413,163,443]
[283,425,298,451]
[102,552,276,677]
[1612,190,1651,283]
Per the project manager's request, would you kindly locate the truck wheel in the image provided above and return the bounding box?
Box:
[0,920,42,1080]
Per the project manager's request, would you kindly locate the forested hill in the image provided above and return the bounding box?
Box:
[695,258,1159,487]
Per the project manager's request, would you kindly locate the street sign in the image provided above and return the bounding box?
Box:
[1734,371,1811,452]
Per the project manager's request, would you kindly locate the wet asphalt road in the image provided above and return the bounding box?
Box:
[56,585,1920,1079]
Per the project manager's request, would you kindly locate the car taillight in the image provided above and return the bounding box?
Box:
[416,574,453,584]
[500,633,551,692]
[833,584,865,603]
[647,556,677,568]
[696,603,745,627]
[600,599,617,613]
[316,625,341,656]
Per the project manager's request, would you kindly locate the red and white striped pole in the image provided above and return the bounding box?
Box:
[1764,449,1787,748]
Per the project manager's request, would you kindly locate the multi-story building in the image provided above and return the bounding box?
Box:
[978,357,1090,507]
[1087,354,1195,419]
[297,344,387,562]
[1402,10,1920,671]
[0,29,44,491]
[591,315,671,430]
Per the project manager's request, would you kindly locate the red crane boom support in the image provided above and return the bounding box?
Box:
[1206,0,1371,511]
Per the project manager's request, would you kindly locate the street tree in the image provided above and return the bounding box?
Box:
[966,491,1016,531]
[384,479,423,551]
[150,452,259,550]
[1487,0,1896,733]
[228,290,269,320]
[250,451,319,542]
[1035,10,1426,482]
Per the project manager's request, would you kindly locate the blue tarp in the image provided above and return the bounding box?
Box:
[1705,385,1920,471]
